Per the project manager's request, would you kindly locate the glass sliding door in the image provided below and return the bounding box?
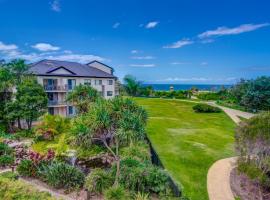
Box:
[67,79,76,90]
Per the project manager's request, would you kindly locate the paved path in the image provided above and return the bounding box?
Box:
[206,103,256,200]
[207,157,237,200]
[207,101,255,123]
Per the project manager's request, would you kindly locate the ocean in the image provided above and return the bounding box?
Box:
[142,84,232,91]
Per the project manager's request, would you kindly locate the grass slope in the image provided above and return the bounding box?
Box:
[135,98,235,200]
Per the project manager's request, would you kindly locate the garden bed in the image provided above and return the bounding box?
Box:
[230,168,270,200]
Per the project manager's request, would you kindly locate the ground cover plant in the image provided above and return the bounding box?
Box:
[235,112,270,192]
[0,142,14,167]
[0,171,55,200]
[134,97,235,200]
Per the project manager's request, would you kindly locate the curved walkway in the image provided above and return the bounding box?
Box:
[207,103,255,200]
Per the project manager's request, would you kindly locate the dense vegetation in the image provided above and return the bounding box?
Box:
[236,112,270,191]
[0,59,48,132]
[135,98,235,200]
[0,171,55,200]
[197,76,270,112]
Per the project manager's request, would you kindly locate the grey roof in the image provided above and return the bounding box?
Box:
[29,59,116,78]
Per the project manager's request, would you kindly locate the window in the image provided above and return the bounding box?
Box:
[68,106,74,115]
[95,80,102,85]
[48,107,54,115]
[84,79,91,86]
[68,79,76,90]
[107,91,113,96]
[107,80,113,85]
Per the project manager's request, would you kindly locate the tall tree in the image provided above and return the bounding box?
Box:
[71,97,147,185]
[16,78,48,130]
[8,59,29,84]
[66,84,100,114]
[123,75,142,96]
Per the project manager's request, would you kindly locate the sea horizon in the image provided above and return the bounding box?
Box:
[142,83,232,91]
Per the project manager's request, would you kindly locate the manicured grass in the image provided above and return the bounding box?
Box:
[134,98,236,200]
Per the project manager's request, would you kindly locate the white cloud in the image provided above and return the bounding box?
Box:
[131,50,139,54]
[198,23,269,38]
[170,62,190,65]
[46,54,105,63]
[50,0,61,12]
[0,41,18,51]
[131,56,155,60]
[163,39,194,49]
[145,21,159,29]
[130,64,155,67]
[32,43,60,51]
[200,39,215,44]
[112,22,120,29]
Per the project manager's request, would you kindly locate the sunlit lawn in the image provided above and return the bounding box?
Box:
[135,98,235,200]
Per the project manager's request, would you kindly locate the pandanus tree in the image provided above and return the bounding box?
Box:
[66,84,100,114]
[123,75,142,96]
[71,97,147,185]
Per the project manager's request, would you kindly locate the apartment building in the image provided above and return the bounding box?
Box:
[29,59,117,117]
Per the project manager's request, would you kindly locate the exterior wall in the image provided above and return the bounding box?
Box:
[87,62,113,74]
[37,75,116,117]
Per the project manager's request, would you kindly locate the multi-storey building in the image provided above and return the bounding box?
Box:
[29,59,117,117]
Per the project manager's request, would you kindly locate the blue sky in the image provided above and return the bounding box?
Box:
[0,0,270,84]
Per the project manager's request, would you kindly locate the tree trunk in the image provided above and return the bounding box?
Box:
[114,157,120,186]
[17,117,21,129]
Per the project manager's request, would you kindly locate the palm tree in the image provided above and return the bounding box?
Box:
[123,75,142,96]
[66,84,100,114]
[73,97,147,186]
[8,59,29,84]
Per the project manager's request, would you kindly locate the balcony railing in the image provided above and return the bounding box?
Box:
[48,100,67,106]
[44,85,68,91]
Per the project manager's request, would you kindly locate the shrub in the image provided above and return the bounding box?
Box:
[197,92,220,100]
[0,155,14,167]
[0,142,14,155]
[121,142,151,162]
[104,186,128,200]
[17,159,37,177]
[236,112,270,188]
[192,103,221,113]
[41,161,85,190]
[35,114,70,140]
[0,176,55,200]
[85,168,113,194]
[0,171,18,180]
[113,158,170,194]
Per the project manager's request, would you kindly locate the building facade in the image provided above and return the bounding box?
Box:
[29,59,117,117]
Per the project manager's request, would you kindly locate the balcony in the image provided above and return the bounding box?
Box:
[48,100,67,107]
[44,85,68,91]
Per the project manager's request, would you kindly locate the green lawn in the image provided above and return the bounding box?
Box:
[135,98,236,200]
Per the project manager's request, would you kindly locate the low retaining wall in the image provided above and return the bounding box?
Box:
[145,136,181,197]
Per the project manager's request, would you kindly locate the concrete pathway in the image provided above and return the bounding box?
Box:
[207,101,255,123]
[206,104,256,200]
[207,157,237,200]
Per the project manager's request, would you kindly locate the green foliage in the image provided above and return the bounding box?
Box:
[154,90,190,99]
[121,141,151,162]
[197,92,220,100]
[193,103,222,113]
[134,192,149,200]
[0,142,14,155]
[0,171,18,180]
[35,114,70,140]
[40,161,85,190]
[17,159,37,177]
[85,168,114,194]
[104,186,128,200]
[123,75,142,96]
[112,158,170,194]
[0,155,14,166]
[236,112,270,188]
[0,175,55,200]
[16,78,48,129]
[66,84,100,114]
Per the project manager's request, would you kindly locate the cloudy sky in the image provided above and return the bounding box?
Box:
[0,0,270,84]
